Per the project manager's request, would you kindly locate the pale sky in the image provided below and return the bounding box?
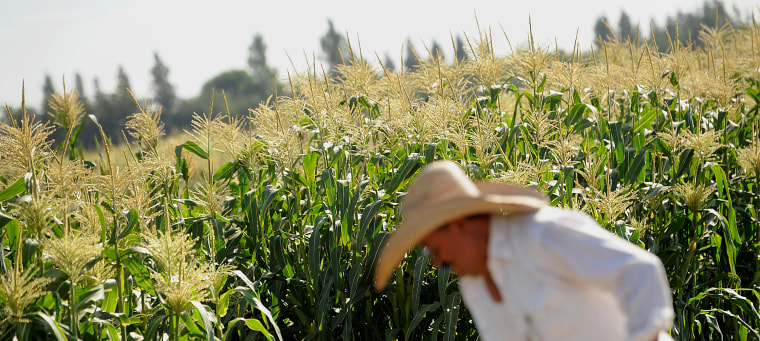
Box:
[1,0,758,111]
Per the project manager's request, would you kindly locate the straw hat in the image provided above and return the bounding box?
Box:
[374,160,547,290]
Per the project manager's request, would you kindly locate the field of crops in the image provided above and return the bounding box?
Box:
[1,22,760,340]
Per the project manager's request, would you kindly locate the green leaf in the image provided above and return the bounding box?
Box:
[634,108,657,134]
[180,140,209,160]
[100,279,118,313]
[92,203,106,236]
[115,209,139,241]
[383,153,421,195]
[123,257,156,295]
[0,176,25,201]
[364,231,389,289]
[233,270,283,341]
[642,183,669,202]
[244,318,273,341]
[303,151,320,191]
[357,200,383,251]
[708,207,739,275]
[625,146,648,184]
[271,234,287,274]
[424,143,438,164]
[191,301,216,341]
[112,314,141,328]
[711,164,728,197]
[701,314,723,338]
[609,121,624,162]
[317,273,334,331]
[144,314,168,341]
[102,243,146,262]
[75,284,104,312]
[535,72,547,94]
[564,103,586,127]
[259,185,281,214]
[32,311,69,341]
[309,216,329,287]
[67,113,91,160]
[322,168,336,207]
[675,148,694,179]
[438,265,450,300]
[218,289,235,318]
[213,161,237,182]
[412,251,429,314]
[97,320,120,341]
[181,313,203,336]
[443,293,462,340]
[407,302,440,339]
[0,211,15,231]
[572,117,595,133]
[22,238,39,267]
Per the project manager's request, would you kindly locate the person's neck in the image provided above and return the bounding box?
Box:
[485,272,502,302]
[474,215,501,301]
[459,215,500,300]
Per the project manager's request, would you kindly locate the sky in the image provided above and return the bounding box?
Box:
[1,0,758,111]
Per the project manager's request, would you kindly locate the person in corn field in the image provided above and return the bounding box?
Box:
[374,160,674,340]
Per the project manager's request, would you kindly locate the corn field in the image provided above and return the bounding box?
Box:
[1,21,760,340]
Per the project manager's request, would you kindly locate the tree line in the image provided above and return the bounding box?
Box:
[7,19,468,147]
[5,1,750,146]
[593,0,745,51]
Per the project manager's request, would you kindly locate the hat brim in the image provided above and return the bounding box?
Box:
[374,182,546,290]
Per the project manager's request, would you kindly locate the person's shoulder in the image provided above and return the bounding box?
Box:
[526,206,624,244]
[532,206,663,263]
[534,206,596,225]
[497,206,613,243]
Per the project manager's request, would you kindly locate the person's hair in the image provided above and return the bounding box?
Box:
[436,213,491,232]
[465,213,491,221]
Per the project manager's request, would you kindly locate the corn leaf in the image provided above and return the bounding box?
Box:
[0,176,25,201]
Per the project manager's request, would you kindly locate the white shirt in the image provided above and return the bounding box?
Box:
[459,206,674,341]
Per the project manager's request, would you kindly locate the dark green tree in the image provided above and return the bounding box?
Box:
[73,72,95,142]
[618,11,637,43]
[320,20,348,73]
[247,33,276,99]
[92,78,111,119]
[74,73,87,103]
[383,53,396,73]
[91,78,113,139]
[92,78,104,114]
[116,66,131,95]
[404,40,419,71]
[591,1,741,52]
[454,35,468,62]
[95,66,135,140]
[593,16,615,48]
[201,70,255,99]
[92,78,108,114]
[151,52,177,116]
[430,40,445,62]
[649,1,739,52]
[42,74,55,117]
[178,70,257,118]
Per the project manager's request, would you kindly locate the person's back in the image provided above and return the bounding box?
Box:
[460,207,672,340]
